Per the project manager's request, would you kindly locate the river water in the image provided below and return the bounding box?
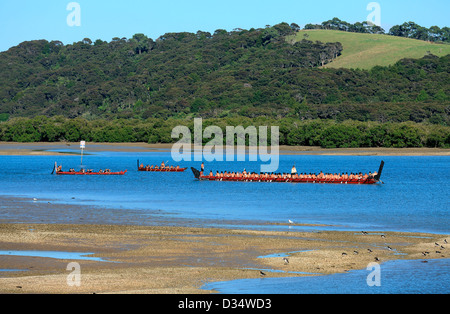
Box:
[0,148,449,293]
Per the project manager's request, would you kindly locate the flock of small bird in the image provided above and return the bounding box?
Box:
[258,230,447,277]
[341,231,390,262]
[423,239,447,256]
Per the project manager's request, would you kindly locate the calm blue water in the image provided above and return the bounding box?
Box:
[0,152,448,234]
[0,250,107,262]
[202,258,450,294]
[0,150,449,294]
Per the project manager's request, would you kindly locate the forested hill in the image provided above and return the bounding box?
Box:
[0,22,449,125]
[0,23,343,120]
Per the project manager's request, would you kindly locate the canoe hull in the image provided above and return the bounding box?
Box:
[195,175,378,184]
[56,170,127,175]
[138,167,187,172]
[190,161,384,185]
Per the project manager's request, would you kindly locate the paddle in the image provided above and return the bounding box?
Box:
[51,162,57,174]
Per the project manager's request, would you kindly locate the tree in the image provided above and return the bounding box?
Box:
[290,23,301,32]
[131,33,150,54]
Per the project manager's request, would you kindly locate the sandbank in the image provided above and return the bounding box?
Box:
[0,222,447,294]
[1,142,450,156]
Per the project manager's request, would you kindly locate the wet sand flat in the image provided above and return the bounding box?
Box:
[0,223,447,294]
[1,142,450,156]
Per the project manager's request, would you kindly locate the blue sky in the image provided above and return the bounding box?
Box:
[0,0,449,52]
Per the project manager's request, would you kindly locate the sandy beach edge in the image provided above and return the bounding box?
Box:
[1,141,450,156]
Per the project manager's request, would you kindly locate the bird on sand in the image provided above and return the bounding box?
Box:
[259,271,266,276]
[367,249,373,253]
[283,257,289,264]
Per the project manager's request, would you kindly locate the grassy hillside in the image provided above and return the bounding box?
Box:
[290,30,450,69]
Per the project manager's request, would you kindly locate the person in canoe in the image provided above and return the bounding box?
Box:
[161,161,165,169]
[201,162,204,172]
[291,165,297,175]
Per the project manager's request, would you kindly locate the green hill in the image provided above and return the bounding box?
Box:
[290,30,450,69]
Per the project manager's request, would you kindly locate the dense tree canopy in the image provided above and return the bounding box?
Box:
[1,115,449,148]
[0,23,347,120]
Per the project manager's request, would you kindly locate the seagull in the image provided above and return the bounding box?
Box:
[341,252,347,256]
[288,220,294,224]
[33,198,37,201]
[435,242,440,246]
[444,239,448,244]
[353,250,358,255]
[361,231,368,235]
[259,271,266,276]
[387,246,393,251]
[440,245,445,250]
[367,249,373,253]
[381,234,386,239]
[422,252,428,256]
[374,257,380,261]
[435,251,441,254]
[283,257,289,264]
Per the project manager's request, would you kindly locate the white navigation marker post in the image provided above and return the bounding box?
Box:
[80,141,86,166]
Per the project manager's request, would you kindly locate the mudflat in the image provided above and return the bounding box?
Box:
[1,141,450,156]
[0,223,447,294]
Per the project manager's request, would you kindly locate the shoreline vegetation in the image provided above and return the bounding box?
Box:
[0,220,448,294]
[1,117,450,149]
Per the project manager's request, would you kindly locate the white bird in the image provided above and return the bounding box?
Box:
[33,198,37,201]
[283,257,289,264]
[288,220,294,224]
